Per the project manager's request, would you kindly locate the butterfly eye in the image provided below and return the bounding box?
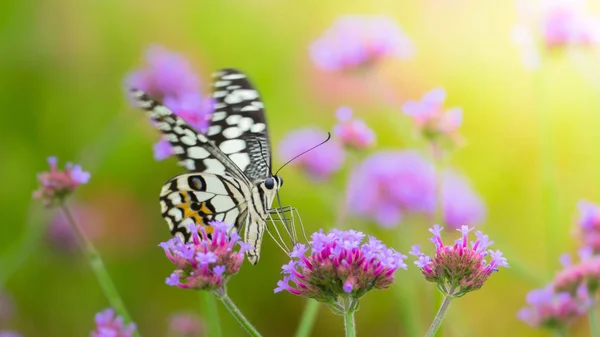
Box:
[264,177,275,190]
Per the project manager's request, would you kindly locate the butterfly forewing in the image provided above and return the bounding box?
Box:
[208,68,272,181]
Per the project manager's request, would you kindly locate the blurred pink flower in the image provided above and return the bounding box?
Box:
[278,128,345,180]
[126,45,200,98]
[33,157,90,207]
[402,88,463,144]
[91,308,136,337]
[517,284,590,329]
[310,15,414,72]
[512,0,600,70]
[47,204,101,253]
[0,331,21,337]
[576,199,600,253]
[442,170,486,229]
[346,151,436,227]
[332,106,375,149]
[126,46,212,161]
[553,247,600,296]
[168,312,204,337]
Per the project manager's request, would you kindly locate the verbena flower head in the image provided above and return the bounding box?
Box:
[168,312,204,337]
[442,170,486,229]
[346,151,436,227]
[541,0,600,49]
[402,88,463,144]
[0,331,21,337]
[517,284,590,329]
[512,0,600,70]
[410,225,509,297]
[278,128,345,180]
[275,229,407,312]
[310,15,414,72]
[332,106,375,149]
[553,248,600,295]
[33,157,90,207]
[576,200,600,253]
[91,308,136,337]
[126,45,200,98]
[126,46,212,161]
[160,221,248,291]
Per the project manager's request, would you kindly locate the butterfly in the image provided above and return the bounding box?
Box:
[129,68,292,265]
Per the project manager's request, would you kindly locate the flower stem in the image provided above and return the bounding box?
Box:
[425,295,453,337]
[343,310,356,337]
[200,291,222,337]
[294,299,320,337]
[60,204,139,337]
[590,305,600,337]
[214,289,262,337]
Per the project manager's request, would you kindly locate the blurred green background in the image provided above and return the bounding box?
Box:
[2,0,600,336]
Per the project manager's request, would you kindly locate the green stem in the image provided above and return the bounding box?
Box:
[60,204,138,337]
[0,204,45,288]
[590,305,600,337]
[343,310,356,337]
[200,291,222,337]
[294,299,320,337]
[214,288,262,337]
[425,295,453,337]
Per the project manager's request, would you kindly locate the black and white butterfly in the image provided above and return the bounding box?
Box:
[129,68,294,265]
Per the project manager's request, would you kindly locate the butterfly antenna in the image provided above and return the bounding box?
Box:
[275,132,331,176]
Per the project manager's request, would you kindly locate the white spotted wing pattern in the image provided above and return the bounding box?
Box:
[129,68,283,264]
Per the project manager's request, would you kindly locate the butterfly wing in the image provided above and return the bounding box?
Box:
[207,68,272,181]
[128,88,250,184]
[160,172,250,241]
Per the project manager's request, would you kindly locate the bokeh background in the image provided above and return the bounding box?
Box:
[2,0,600,336]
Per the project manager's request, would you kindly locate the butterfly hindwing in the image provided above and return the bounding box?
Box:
[159,172,250,241]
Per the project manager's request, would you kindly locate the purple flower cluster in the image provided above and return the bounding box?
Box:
[542,0,600,49]
[410,225,508,297]
[278,128,345,180]
[126,46,213,160]
[517,285,590,329]
[91,308,136,337]
[168,312,204,337]
[333,106,376,150]
[346,151,436,227]
[346,151,485,228]
[310,15,414,72]
[442,170,486,229]
[33,156,90,207]
[160,221,249,291]
[553,248,600,295]
[402,88,463,144]
[275,229,407,307]
[576,200,600,253]
[0,331,20,337]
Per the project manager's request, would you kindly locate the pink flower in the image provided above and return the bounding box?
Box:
[33,157,90,207]
[410,225,508,297]
[442,170,486,229]
[576,200,600,253]
[168,312,204,337]
[278,128,345,180]
[402,88,462,144]
[517,285,590,329]
[332,107,375,149]
[160,221,248,291]
[275,229,406,311]
[310,15,414,72]
[553,248,600,295]
[91,308,136,337]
